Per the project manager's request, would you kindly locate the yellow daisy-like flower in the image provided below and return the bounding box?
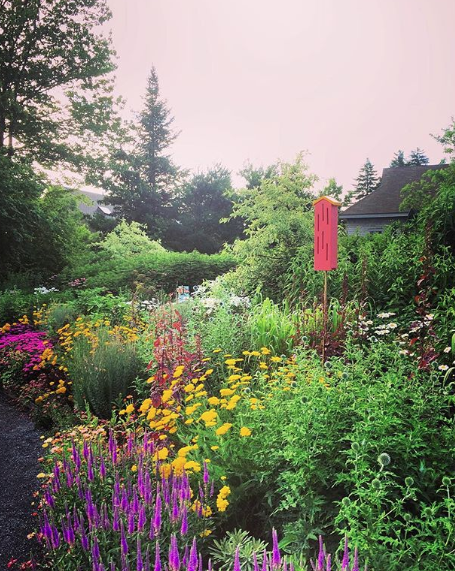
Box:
[207,396,220,406]
[220,388,234,397]
[240,426,252,437]
[125,403,135,414]
[37,473,47,479]
[216,423,232,436]
[211,445,220,451]
[271,356,282,363]
[261,347,271,355]
[213,348,222,353]
[131,464,138,472]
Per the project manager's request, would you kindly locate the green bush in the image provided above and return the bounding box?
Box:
[66,251,236,295]
[68,329,143,419]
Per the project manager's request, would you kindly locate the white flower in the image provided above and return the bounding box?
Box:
[377,312,391,319]
[399,350,409,355]
[443,347,452,354]
[366,320,373,325]
[438,365,449,371]
[387,322,397,329]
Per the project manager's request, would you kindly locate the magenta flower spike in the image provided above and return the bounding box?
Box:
[180,504,188,536]
[203,461,209,486]
[120,520,129,555]
[352,548,359,571]
[188,538,198,571]
[154,541,162,571]
[271,528,281,569]
[169,534,180,571]
[153,491,162,535]
[326,554,331,571]
[137,536,144,571]
[341,536,349,570]
[261,550,268,571]
[317,536,324,570]
[253,552,260,571]
[234,546,241,571]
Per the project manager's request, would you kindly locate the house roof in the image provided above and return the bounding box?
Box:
[340,164,448,219]
[76,189,113,216]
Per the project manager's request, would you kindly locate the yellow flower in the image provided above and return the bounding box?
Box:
[184,383,195,393]
[271,356,282,363]
[261,347,271,355]
[37,473,47,478]
[220,388,234,397]
[172,456,187,474]
[125,403,135,414]
[251,351,261,357]
[162,390,173,403]
[200,529,212,537]
[184,460,201,472]
[147,407,157,420]
[200,410,217,426]
[153,447,169,461]
[211,445,220,451]
[205,369,214,375]
[225,359,237,366]
[34,396,43,404]
[56,386,67,394]
[146,376,155,384]
[159,463,172,479]
[216,423,232,436]
[240,427,252,437]
[139,399,152,413]
[131,464,138,472]
[213,348,222,353]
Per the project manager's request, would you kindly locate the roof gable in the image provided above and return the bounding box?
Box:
[341,164,448,218]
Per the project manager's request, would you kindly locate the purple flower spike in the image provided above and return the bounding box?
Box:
[352,547,359,571]
[271,528,281,569]
[121,520,129,555]
[342,536,349,570]
[169,534,180,571]
[203,461,209,486]
[153,492,162,535]
[253,552,260,571]
[180,505,188,536]
[154,541,161,571]
[261,550,268,571]
[137,537,144,571]
[234,547,241,571]
[188,538,198,571]
[91,535,100,563]
[317,536,324,570]
[326,554,331,571]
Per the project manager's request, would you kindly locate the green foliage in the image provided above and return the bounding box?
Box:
[98,220,166,257]
[45,303,78,335]
[390,149,430,167]
[228,153,317,299]
[247,298,297,355]
[167,165,244,253]
[68,251,236,295]
[68,329,142,419]
[209,529,268,571]
[209,340,455,568]
[0,0,115,163]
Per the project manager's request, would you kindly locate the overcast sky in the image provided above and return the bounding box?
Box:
[106,0,455,191]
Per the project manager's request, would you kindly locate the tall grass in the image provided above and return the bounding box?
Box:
[68,329,142,419]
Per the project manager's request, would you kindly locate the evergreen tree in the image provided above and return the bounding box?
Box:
[352,158,381,200]
[408,148,430,166]
[390,150,407,167]
[166,165,243,253]
[106,67,181,240]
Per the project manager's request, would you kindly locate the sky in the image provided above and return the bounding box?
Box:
[106,0,455,192]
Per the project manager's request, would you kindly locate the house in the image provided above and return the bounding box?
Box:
[76,189,113,218]
[340,164,448,235]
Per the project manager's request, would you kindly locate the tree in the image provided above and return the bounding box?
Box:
[106,67,181,240]
[0,0,115,163]
[408,148,430,166]
[227,154,317,298]
[320,178,343,201]
[433,117,455,159]
[167,165,244,253]
[98,220,165,258]
[239,162,278,190]
[390,150,407,167]
[351,158,381,200]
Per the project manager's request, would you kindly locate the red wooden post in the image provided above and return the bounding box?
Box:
[313,196,341,271]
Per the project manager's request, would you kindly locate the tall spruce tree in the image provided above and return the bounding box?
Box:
[390,150,407,167]
[106,67,181,240]
[408,148,430,166]
[352,158,381,200]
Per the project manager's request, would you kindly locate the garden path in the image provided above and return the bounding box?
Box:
[0,391,41,569]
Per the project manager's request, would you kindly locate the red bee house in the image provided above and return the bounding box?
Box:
[313,196,341,271]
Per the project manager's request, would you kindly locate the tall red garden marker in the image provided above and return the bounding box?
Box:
[313,195,342,361]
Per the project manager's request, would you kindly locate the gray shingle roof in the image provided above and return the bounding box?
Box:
[76,189,113,216]
[340,164,448,218]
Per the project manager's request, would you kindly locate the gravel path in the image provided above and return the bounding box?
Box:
[0,391,42,569]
